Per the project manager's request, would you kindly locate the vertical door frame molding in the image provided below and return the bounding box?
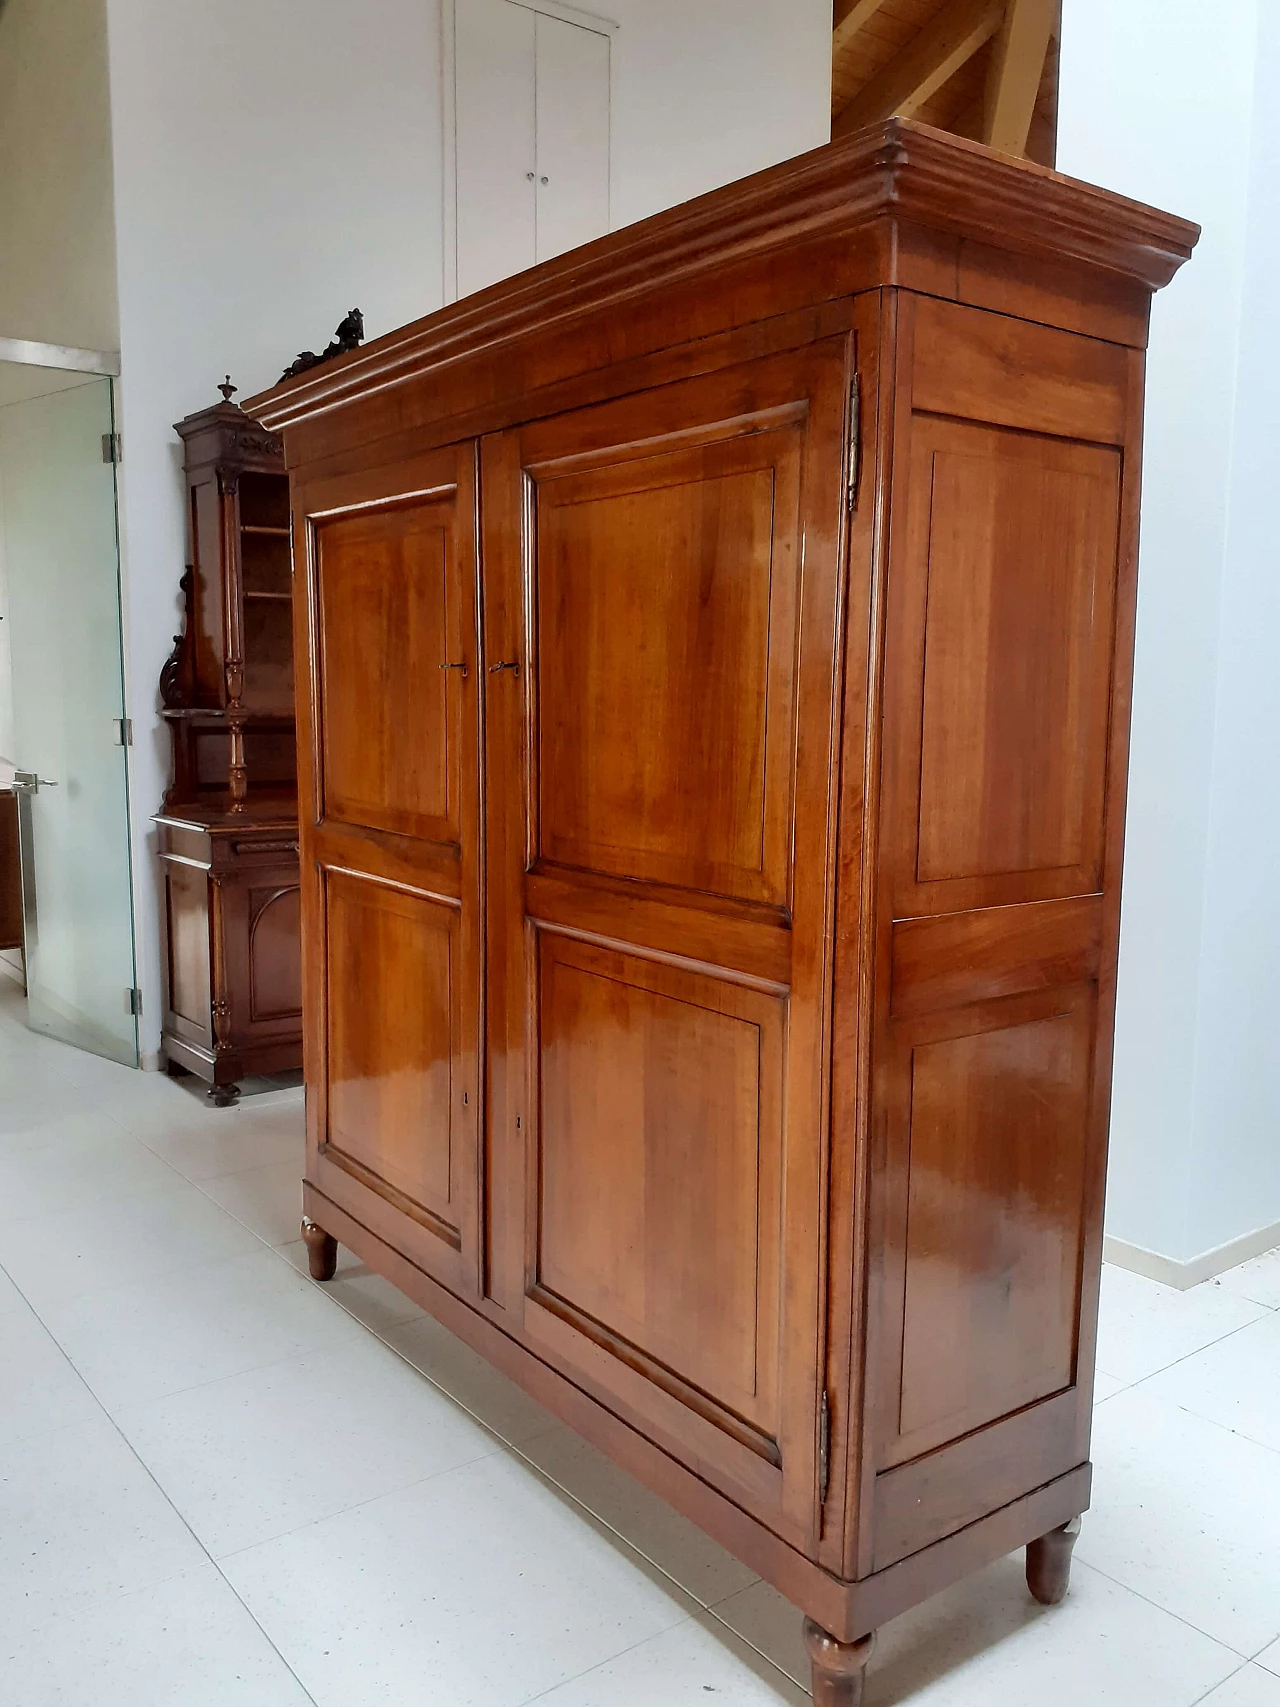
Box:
[440,0,617,304]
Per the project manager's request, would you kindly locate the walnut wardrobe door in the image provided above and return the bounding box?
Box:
[293,442,483,1300]
[480,340,854,1553]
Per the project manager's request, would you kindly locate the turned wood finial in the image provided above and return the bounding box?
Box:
[803,1621,875,1707]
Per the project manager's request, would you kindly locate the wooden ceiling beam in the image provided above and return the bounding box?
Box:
[833,0,1006,138]
[833,0,892,60]
[984,0,1057,157]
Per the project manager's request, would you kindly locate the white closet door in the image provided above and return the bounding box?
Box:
[455,0,537,298]
[534,13,610,264]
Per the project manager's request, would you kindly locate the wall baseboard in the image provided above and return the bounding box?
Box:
[1104,1223,1280,1290]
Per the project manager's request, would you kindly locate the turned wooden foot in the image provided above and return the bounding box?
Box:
[1026,1515,1081,1606]
[803,1619,875,1707]
[208,1082,240,1108]
[301,1216,338,1281]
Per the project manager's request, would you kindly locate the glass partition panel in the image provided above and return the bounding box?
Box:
[0,365,138,1064]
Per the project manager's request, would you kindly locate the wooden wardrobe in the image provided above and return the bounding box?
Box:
[246,120,1195,1704]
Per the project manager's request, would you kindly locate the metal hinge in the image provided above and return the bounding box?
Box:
[846,374,861,512]
[819,1390,832,1503]
[102,432,123,464]
[113,717,133,747]
[126,986,143,1016]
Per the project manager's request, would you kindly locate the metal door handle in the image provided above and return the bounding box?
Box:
[488,660,520,677]
[13,771,57,792]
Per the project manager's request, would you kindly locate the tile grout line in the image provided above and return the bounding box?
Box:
[700,1596,812,1694]
[4,1212,520,1574]
[103,1419,325,1707]
[231,1231,794,1677]
[1186,1657,1253,1706]
[1114,1305,1278,1393]
[515,1606,807,1707]
[170,1196,1280,1692]
[1071,1556,1262,1665]
[207,1271,718,1608]
[0,1249,322,1706]
[1113,1319,1280,1462]
[10,1028,1272,1703]
[257,1234,769,1604]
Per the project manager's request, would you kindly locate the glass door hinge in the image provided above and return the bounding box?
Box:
[102,433,123,464]
[113,718,133,746]
[126,987,143,1016]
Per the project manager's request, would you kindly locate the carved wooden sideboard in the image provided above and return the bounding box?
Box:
[155,391,301,1103]
[246,120,1195,1702]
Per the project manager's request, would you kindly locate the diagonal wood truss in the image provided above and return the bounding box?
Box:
[832,0,1060,165]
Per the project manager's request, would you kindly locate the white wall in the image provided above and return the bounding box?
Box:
[106,0,830,1059]
[105,0,446,1058]
[1059,0,1280,1265]
[0,0,118,351]
[604,0,831,230]
[447,0,831,291]
[1183,0,1280,1258]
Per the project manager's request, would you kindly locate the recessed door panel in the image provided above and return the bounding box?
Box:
[316,502,458,843]
[917,443,1114,885]
[536,434,798,904]
[326,869,458,1234]
[166,865,210,1032]
[895,1001,1092,1461]
[248,886,302,1021]
[535,935,782,1443]
[885,415,1120,917]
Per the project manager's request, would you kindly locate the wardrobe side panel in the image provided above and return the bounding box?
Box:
[863,294,1137,1574]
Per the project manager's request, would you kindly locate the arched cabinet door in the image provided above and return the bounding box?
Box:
[246,884,301,1024]
[480,339,855,1554]
[292,441,483,1301]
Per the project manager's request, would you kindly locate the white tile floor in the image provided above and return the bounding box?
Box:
[0,980,1277,1706]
